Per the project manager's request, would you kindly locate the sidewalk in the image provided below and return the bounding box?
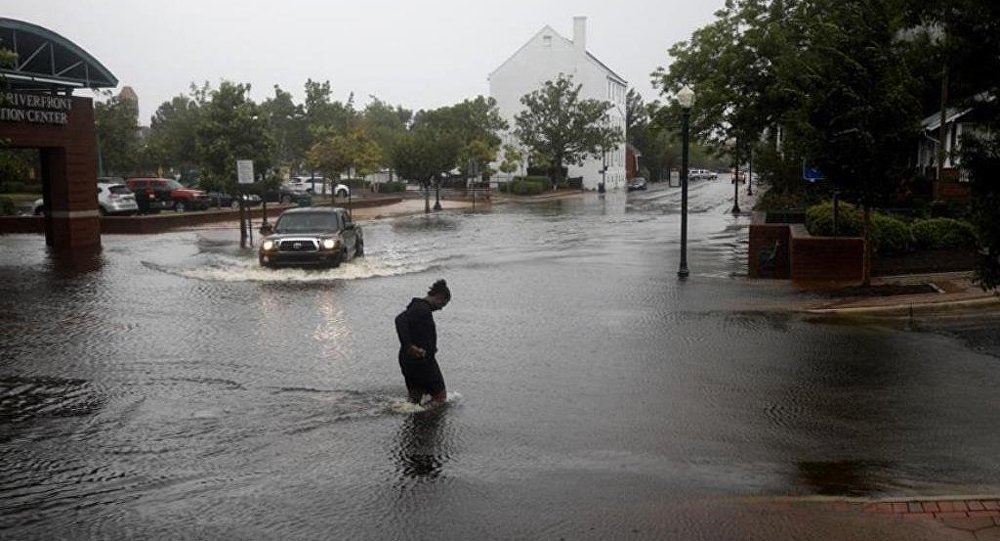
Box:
[797,271,1000,317]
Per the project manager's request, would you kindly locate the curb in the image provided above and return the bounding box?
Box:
[804,295,1000,317]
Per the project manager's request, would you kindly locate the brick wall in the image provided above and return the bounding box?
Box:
[749,212,865,284]
[0,96,101,250]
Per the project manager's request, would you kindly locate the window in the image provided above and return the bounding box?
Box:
[543,35,552,47]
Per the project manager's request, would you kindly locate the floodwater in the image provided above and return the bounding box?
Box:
[2,180,999,540]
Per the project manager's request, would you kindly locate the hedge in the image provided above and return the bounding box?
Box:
[911,218,977,249]
[805,201,911,254]
[499,179,548,195]
[0,197,15,215]
[378,181,407,193]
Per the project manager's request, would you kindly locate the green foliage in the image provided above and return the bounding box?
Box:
[963,131,1000,289]
[514,74,623,185]
[0,196,14,215]
[911,218,978,249]
[412,96,507,177]
[306,128,382,180]
[806,201,863,237]
[194,81,274,192]
[94,90,141,176]
[498,178,548,195]
[872,213,913,254]
[378,181,407,193]
[260,85,309,170]
[390,128,458,187]
[806,201,940,254]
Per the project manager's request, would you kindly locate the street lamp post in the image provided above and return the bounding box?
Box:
[746,149,753,196]
[677,85,694,279]
[731,140,741,214]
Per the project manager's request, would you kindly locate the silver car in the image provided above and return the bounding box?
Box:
[97,182,139,215]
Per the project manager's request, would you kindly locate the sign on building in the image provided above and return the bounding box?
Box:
[236,160,254,184]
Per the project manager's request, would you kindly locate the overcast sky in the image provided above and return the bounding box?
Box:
[5,0,724,123]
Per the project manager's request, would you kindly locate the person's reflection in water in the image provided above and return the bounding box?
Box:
[393,407,450,480]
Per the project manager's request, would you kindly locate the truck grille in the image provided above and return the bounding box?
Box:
[278,239,319,252]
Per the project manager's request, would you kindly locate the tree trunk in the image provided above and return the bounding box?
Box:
[863,202,872,287]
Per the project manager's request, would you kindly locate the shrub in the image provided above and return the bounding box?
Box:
[0,196,15,215]
[379,181,407,193]
[500,179,547,195]
[805,201,862,237]
[872,214,912,254]
[911,218,977,249]
[806,201,913,253]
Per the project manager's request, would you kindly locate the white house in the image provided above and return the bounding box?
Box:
[488,17,627,191]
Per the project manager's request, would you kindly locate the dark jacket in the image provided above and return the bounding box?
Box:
[395,298,437,361]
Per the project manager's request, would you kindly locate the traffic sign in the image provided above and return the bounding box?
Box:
[802,160,825,182]
[237,160,254,184]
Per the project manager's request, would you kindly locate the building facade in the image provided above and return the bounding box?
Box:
[488,17,627,190]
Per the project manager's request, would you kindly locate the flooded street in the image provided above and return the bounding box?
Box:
[3,180,1000,540]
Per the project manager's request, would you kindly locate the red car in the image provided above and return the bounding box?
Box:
[125,178,211,213]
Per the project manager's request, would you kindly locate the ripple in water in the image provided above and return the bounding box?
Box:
[141,250,437,283]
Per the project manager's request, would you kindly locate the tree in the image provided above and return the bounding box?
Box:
[390,127,458,213]
[514,74,622,187]
[412,96,508,179]
[361,96,412,167]
[904,0,1000,289]
[306,127,382,192]
[94,90,141,176]
[193,81,273,193]
[145,87,206,178]
[260,85,309,171]
[303,79,357,146]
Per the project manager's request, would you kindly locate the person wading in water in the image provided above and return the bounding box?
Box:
[394,279,451,405]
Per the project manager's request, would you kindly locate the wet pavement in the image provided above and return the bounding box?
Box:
[2,179,999,540]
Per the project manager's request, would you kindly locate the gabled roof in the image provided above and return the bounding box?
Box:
[488,23,627,85]
[0,18,118,90]
[921,107,973,132]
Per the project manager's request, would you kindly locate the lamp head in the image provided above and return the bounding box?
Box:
[676,85,695,110]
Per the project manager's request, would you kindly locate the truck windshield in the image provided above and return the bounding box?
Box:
[275,213,339,232]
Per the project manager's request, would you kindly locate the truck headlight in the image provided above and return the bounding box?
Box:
[262,240,276,251]
[322,238,338,250]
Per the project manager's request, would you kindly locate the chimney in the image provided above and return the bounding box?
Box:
[573,16,587,57]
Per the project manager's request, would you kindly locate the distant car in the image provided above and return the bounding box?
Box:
[258,207,364,268]
[206,192,263,209]
[288,176,350,198]
[627,177,648,191]
[126,177,210,213]
[97,182,139,215]
[689,169,717,181]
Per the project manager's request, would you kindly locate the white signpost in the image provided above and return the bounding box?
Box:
[237,160,255,184]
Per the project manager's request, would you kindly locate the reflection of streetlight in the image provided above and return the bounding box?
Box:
[676,85,694,279]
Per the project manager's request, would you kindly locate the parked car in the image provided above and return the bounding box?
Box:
[32,181,139,216]
[206,192,262,209]
[258,207,363,268]
[97,181,139,215]
[262,185,305,204]
[125,177,211,212]
[627,177,648,191]
[688,169,718,181]
[288,176,351,197]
